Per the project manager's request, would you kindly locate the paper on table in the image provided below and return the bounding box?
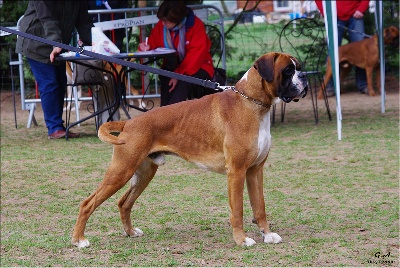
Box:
[121,48,176,56]
[91,27,120,55]
[59,51,90,57]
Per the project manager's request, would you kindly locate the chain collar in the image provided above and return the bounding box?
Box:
[220,86,271,109]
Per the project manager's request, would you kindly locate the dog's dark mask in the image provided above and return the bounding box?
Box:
[279,61,308,103]
[254,53,308,103]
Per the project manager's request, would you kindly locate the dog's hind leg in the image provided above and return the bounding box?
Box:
[72,155,144,248]
[118,157,160,238]
[246,163,282,244]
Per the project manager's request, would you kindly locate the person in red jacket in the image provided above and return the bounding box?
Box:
[315,0,370,96]
[139,0,215,106]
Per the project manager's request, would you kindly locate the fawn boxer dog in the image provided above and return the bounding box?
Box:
[72,52,308,248]
[318,26,399,99]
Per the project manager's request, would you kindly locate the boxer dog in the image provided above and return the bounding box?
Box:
[72,52,308,248]
[318,26,399,99]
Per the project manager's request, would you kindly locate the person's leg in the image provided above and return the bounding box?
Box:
[348,17,368,93]
[160,75,172,106]
[27,58,66,135]
[168,79,189,105]
[337,20,346,46]
[169,68,213,105]
[187,69,214,98]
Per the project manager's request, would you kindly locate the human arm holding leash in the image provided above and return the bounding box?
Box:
[20,1,92,63]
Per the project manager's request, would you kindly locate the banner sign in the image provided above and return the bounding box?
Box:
[93,9,208,31]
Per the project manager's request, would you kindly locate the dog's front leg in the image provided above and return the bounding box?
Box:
[365,66,376,96]
[227,169,255,246]
[246,164,282,244]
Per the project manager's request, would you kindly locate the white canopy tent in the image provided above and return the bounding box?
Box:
[322,0,385,140]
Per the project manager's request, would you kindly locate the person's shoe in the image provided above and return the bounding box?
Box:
[48,130,66,139]
[66,131,80,138]
[359,87,368,94]
[48,130,80,139]
[324,86,335,97]
[326,90,335,97]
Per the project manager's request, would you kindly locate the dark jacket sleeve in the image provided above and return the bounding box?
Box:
[31,1,62,43]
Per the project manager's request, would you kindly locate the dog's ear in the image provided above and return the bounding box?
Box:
[254,53,278,82]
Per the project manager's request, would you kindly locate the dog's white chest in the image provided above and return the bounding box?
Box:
[253,112,271,166]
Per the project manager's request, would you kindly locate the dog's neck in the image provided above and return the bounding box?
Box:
[229,86,271,109]
[235,68,278,109]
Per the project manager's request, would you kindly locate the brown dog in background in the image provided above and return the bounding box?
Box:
[318,26,399,99]
[71,52,308,248]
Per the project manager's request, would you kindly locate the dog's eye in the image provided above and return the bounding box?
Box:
[284,67,294,76]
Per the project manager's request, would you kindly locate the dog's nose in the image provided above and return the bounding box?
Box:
[298,72,306,79]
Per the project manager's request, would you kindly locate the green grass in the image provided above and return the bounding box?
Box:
[1,99,399,266]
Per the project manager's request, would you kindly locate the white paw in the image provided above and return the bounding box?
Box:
[133,228,144,237]
[73,239,90,248]
[262,232,282,244]
[124,227,144,237]
[243,237,257,246]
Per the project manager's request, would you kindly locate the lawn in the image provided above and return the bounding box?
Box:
[1,88,399,266]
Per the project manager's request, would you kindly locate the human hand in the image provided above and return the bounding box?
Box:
[139,42,150,51]
[353,10,364,19]
[168,78,178,92]
[50,47,62,62]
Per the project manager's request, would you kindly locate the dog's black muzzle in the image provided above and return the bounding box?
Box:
[280,72,308,103]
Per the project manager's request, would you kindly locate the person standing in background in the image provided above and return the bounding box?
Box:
[16,1,93,139]
[315,0,370,96]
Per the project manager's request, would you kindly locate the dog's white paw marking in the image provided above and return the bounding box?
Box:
[243,237,257,246]
[133,228,144,237]
[262,232,282,244]
[124,227,144,237]
[74,239,90,248]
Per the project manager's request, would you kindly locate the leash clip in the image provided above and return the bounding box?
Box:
[77,46,85,54]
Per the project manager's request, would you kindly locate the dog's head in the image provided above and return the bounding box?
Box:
[254,52,308,103]
[384,26,399,47]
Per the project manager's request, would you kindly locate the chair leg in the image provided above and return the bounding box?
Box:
[64,85,72,128]
[308,75,319,125]
[281,102,286,122]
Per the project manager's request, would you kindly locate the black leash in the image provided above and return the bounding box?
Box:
[0,26,220,90]
[338,24,372,38]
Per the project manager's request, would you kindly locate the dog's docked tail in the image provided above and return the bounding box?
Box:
[98,121,127,145]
